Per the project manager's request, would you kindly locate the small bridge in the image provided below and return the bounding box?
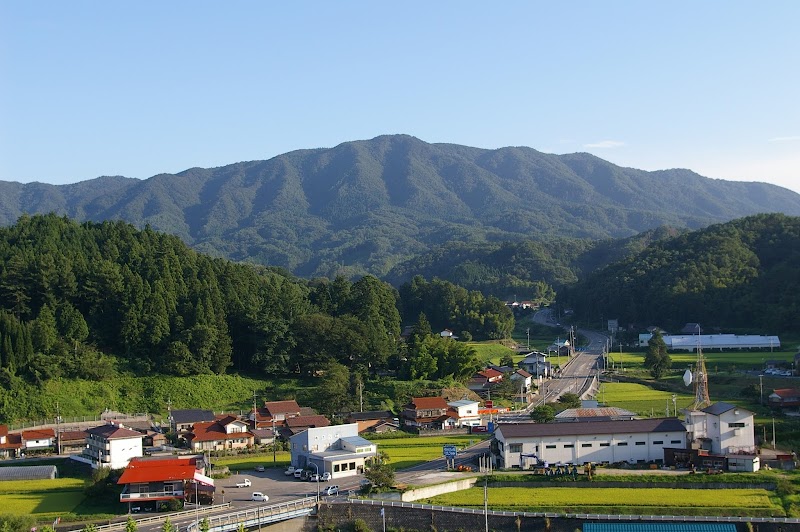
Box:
[186,497,317,532]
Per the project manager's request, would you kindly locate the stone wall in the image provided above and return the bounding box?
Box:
[400,477,478,502]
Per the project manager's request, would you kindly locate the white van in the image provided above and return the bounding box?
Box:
[251,492,269,501]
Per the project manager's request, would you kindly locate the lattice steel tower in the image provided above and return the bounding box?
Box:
[691,329,711,410]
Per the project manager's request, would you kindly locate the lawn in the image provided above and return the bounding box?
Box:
[376,434,487,470]
[422,486,783,516]
[468,342,517,365]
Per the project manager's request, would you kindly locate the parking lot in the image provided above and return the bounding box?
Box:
[218,466,364,508]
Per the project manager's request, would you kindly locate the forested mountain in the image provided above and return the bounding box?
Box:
[385,226,686,299]
[564,213,800,333]
[2,135,798,279]
[0,215,511,396]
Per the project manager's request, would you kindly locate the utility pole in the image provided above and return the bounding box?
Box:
[760,375,764,406]
[526,328,530,350]
[359,381,363,413]
[55,402,61,455]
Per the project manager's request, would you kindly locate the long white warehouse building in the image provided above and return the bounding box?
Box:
[638,334,780,351]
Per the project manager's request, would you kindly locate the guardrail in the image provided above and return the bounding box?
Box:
[346,498,800,524]
[63,503,231,532]
[185,497,317,532]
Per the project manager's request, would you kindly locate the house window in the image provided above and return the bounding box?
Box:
[509,444,522,453]
[728,423,746,428]
[350,462,356,470]
[635,442,646,446]
[563,444,574,448]
[617,442,628,446]
[653,441,663,445]
[671,440,682,444]
[581,443,592,448]
[599,443,610,447]
[545,444,556,449]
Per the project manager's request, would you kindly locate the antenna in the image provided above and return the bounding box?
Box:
[690,326,711,410]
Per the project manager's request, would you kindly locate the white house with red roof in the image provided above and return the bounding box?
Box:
[118,456,214,509]
[82,423,144,469]
[21,428,56,452]
[0,425,23,458]
[187,415,254,451]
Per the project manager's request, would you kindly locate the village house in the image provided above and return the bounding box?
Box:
[447,400,481,428]
[345,411,397,434]
[0,425,23,458]
[82,423,144,469]
[21,428,56,453]
[186,415,254,452]
[401,397,450,430]
[169,409,216,438]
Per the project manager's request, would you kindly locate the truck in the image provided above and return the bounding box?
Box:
[235,478,252,488]
[284,466,296,476]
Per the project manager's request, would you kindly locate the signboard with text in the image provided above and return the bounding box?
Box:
[443,445,457,458]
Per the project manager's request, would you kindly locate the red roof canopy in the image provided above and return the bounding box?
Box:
[118,456,199,484]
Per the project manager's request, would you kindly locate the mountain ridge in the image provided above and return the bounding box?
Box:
[2,134,799,278]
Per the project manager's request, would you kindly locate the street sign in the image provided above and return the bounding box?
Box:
[443,444,457,458]
[485,400,493,408]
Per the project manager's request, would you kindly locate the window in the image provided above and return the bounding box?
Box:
[635,441,646,446]
[334,464,340,472]
[545,444,556,449]
[563,444,574,448]
[599,443,610,447]
[617,442,628,446]
[670,440,682,444]
[581,443,592,448]
[653,441,663,445]
[728,422,745,428]
[509,444,522,453]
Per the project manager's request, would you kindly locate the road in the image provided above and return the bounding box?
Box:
[497,309,606,423]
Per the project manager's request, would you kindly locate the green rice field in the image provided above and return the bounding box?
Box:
[0,477,87,519]
[377,435,486,470]
[599,383,695,416]
[423,486,783,516]
[606,349,796,375]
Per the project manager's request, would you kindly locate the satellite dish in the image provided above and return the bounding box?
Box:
[683,368,693,387]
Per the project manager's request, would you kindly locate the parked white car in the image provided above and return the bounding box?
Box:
[285,466,296,476]
[251,492,269,502]
[321,472,332,481]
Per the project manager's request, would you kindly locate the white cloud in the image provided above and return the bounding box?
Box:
[768,136,800,142]
[584,140,626,149]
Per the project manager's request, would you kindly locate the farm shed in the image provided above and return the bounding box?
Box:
[639,333,780,351]
[0,465,57,481]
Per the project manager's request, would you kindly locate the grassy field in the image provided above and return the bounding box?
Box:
[422,486,783,516]
[606,349,796,375]
[468,342,518,365]
[376,434,487,470]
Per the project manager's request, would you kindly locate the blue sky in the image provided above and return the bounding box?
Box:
[2,2,799,192]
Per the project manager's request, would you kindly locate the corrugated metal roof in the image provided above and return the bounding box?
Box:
[497,418,686,438]
[584,523,736,532]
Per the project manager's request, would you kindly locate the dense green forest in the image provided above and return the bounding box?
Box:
[384,226,685,299]
[2,135,799,279]
[564,213,800,333]
[0,215,514,422]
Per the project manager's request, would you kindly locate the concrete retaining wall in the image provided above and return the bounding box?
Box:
[401,477,479,502]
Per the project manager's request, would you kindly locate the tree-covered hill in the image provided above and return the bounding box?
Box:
[564,213,800,333]
[0,215,513,423]
[2,135,798,279]
[384,226,686,300]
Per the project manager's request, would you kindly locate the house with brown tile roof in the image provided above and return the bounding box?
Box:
[401,397,450,430]
[58,429,89,454]
[83,423,144,469]
[0,425,23,458]
[264,400,302,421]
[187,415,254,452]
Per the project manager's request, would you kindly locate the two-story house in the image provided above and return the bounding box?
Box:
[517,352,551,378]
[186,415,254,451]
[401,397,450,430]
[169,409,216,438]
[83,423,144,469]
